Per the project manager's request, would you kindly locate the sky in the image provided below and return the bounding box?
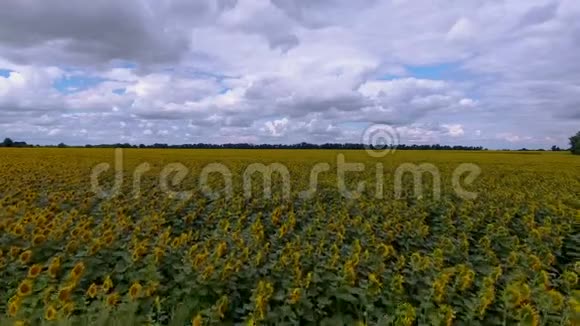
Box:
[0,0,579,149]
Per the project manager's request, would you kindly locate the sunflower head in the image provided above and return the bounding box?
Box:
[104,234,115,246]
[103,275,113,293]
[10,246,21,259]
[129,282,142,300]
[70,261,85,280]
[192,313,202,326]
[106,293,120,307]
[62,301,75,317]
[87,283,98,298]
[141,281,156,297]
[28,264,42,278]
[48,256,61,278]
[58,286,73,303]
[8,297,21,317]
[19,250,32,264]
[44,305,58,321]
[288,288,301,304]
[12,224,25,236]
[42,286,54,305]
[17,279,33,297]
[563,271,578,287]
[519,303,540,326]
[217,295,228,319]
[32,234,46,246]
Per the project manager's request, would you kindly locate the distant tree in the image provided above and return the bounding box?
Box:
[57,142,67,148]
[551,145,561,151]
[570,131,580,155]
[2,137,13,147]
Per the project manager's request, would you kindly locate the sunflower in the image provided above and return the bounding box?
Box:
[192,313,202,326]
[65,240,78,254]
[13,321,26,326]
[439,305,455,326]
[216,295,228,319]
[43,286,54,305]
[32,234,46,246]
[58,286,73,303]
[89,243,100,256]
[62,301,75,317]
[154,247,164,264]
[27,264,42,278]
[12,224,25,236]
[17,279,33,297]
[288,288,301,304]
[104,234,115,246]
[70,261,85,280]
[19,250,32,264]
[145,282,159,297]
[10,246,20,259]
[129,282,142,300]
[106,293,120,307]
[103,275,113,293]
[86,283,98,298]
[44,304,58,321]
[519,303,540,326]
[8,297,21,317]
[48,257,60,278]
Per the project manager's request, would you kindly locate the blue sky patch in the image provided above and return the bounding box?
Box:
[0,68,13,78]
[53,75,106,94]
[113,88,126,95]
[111,60,138,69]
[405,62,461,80]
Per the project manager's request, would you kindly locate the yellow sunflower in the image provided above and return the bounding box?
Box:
[27,264,42,278]
[19,250,32,264]
[106,293,120,307]
[12,224,25,236]
[44,304,58,321]
[10,246,20,259]
[62,301,75,317]
[32,234,46,246]
[70,261,85,280]
[129,282,142,300]
[17,279,33,297]
[58,286,73,303]
[86,283,98,298]
[8,297,21,317]
[103,275,113,293]
[192,314,202,326]
[48,257,60,278]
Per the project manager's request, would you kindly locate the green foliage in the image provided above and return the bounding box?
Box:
[0,148,578,325]
[2,137,14,147]
[570,131,580,155]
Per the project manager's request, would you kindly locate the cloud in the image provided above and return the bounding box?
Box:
[0,0,578,149]
[442,124,465,137]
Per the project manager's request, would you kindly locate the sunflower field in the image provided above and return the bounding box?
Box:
[0,148,578,325]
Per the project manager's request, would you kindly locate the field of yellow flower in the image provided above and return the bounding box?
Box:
[0,148,578,325]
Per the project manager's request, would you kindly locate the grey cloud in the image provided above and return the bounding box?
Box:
[0,0,232,66]
[1,0,579,148]
[518,1,559,28]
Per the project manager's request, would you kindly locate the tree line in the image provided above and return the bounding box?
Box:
[2,133,579,154]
